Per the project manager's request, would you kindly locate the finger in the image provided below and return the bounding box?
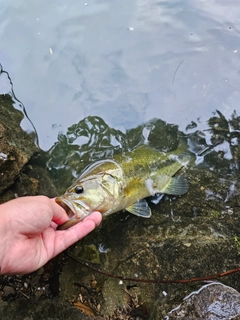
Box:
[53,212,102,256]
[81,211,102,226]
[57,210,103,230]
[3,196,61,234]
[49,198,70,225]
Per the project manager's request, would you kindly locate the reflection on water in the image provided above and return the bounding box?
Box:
[47,116,129,192]
[204,110,240,175]
[47,109,240,196]
[46,115,181,193]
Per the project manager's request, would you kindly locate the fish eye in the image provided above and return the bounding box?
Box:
[75,186,84,194]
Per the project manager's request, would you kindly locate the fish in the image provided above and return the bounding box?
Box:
[56,145,190,230]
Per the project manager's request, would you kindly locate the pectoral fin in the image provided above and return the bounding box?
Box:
[126,199,152,218]
[161,175,188,195]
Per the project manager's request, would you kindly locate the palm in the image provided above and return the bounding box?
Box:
[0,196,102,274]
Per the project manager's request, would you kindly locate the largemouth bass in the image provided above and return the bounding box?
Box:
[56,145,190,230]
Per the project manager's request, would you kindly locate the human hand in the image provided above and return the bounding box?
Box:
[0,195,102,275]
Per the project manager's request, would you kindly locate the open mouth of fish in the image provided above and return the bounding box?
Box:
[55,196,90,230]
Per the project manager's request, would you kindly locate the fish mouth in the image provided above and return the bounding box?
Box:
[55,196,90,230]
[55,198,74,218]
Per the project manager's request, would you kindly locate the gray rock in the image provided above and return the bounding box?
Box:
[167,282,240,319]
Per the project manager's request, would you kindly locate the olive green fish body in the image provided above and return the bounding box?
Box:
[56,145,190,230]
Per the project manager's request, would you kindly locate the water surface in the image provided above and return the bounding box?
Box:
[1,0,240,150]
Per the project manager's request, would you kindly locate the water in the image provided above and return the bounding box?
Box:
[1,0,240,151]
